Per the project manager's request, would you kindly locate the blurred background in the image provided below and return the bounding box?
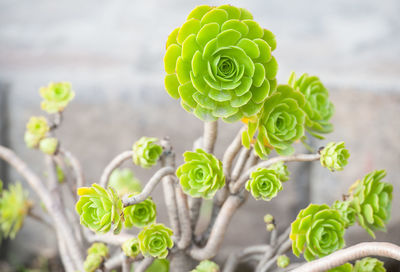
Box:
[0,0,399,271]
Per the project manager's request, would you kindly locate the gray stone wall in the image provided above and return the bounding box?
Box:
[0,0,399,268]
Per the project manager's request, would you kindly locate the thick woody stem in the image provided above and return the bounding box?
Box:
[59,148,85,187]
[232,153,321,194]
[188,197,202,231]
[230,147,251,182]
[123,167,175,207]
[99,150,134,187]
[189,193,245,260]
[292,242,400,272]
[56,229,76,272]
[203,121,218,153]
[222,127,245,179]
[176,186,192,249]
[0,146,84,269]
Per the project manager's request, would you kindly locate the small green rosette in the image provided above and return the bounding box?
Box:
[109,168,142,197]
[320,142,349,171]
[40,82,75,113]
[353,257,386,272]
[290,204,345,261]
[132,137,163,169]
[332,200,356,228]
[176,148,225,199]
[122,237,140,258]
[191,260,220,272]
[138,223,174,259]
[245,168,282,201]
[123,196,157,228]
[164,5,278,122]
[24,116,49,148]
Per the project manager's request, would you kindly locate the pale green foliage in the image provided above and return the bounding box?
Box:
[123,197,157,228]
[39,137,59,155]
[245,168,283,201]
[320,142,350,171]
[132,137,163,168]
[0,181,31,239]
[108,168,142,196]
[87,242,109,257]
[122,237,140,258]
[327,263,353,272]
[40,82,75,113]
[191,260,220,272]
[276,255,290,268]
[268,161,289,181]
[351,170,392,238]
[24,116,49,148]
[164,5,277,122]
[138,223,174,258]
[176,149,225,199]
[76,184,123,234]
[290,204,345,261]
[332,200,356,228]
[353,257,386,272]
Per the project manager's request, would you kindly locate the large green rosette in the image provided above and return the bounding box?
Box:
[351,170,392,238]
[242,85,306,158]
[164,5,278,122]
[289,72,334,138]
[290,204,345,261]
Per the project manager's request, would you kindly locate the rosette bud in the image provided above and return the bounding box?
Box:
[164,5,278,122]
[354,257,386,272]
[87,243,109,258]
[289,72,334,138]
[39,137,59,155]
[40,82,75,113]
[332,200,356,228]
[263,214,274,224]
[132,137,163,169]
[176,149,225,199]
[109,168,142,197]
[191,260,220,272]
[76,183,123,234]
[320,142,349,171]
[245,168,283,201]
[351,170,393,238]
[242,85,306,158]
[83,254,103,272]
[123,197,157,228]
[0,182,31,239]
[268,161,289,181]
[327,263,353,272]
[122,237,140,258]
[138,223,174,259]
[24,116,49,148]
[290,204,345,261]
[277,255,290,268]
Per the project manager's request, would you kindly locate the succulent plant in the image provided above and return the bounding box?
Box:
[245,168,283,201]
[268,161,290,182]
[83,253,103,272]
[164,5,278,122]
[138,223,174,259]
[320,142,350,172]
[242,85,306,158]
[0,182,31,239]
[132,137,163,169]
[276,255,290,268]
[290,204,345,261]
[353,257,386,272]
[122,237,140,258]
[76,183,123,234]
[123,196,157,228]
[40,82,75,114]
[331,200,356,228]
[263,213,274,224]
[351,170,392,238]
[327,263,353,272]
[144,259,170,272]
[108,168,142,196]
[176,148,225,199]
[191,260,220,272]
[87,242,109,257]
[24,116,49,148]
[289,72,334,138]
[39,137,59,155]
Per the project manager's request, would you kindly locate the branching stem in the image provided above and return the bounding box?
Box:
[99,150,134,187]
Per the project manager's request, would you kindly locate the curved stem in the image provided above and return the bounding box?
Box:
[59,148,85,188]
[99,150,134,187]
[292,242,400,272]
[232,153,321,194]
[230,147,251,183]
[123,166,175,207]
[222,127,245,179]
[176,186,192,249]
[203,121,218,154]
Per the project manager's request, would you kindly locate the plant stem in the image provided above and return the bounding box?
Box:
[203,121,218,153]
[99,150,134,187]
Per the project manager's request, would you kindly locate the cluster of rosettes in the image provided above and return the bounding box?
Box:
[108,168,142,197]
[0,181,31,239]
[40,82,75,114]
[245,162,289,201]
[132,137,163,169]
[351,170,392,238]
[24,116,59,155]
[138,223,174,258]
[176,149,225,199]
[320,142,350,172]
[83,243,109,272]
[191,260,220,272]
[164,5,277,122]
[290,204,345,261]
